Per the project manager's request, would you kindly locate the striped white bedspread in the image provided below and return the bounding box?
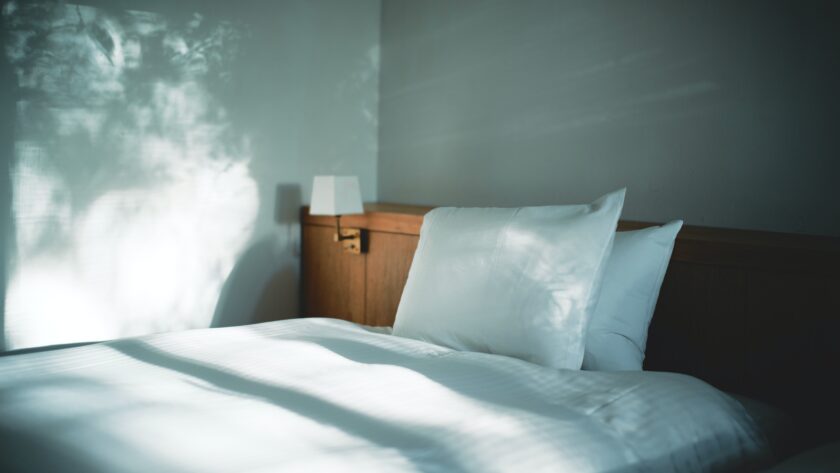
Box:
[0,318,771,473]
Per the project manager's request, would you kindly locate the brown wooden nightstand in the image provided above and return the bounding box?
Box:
[300,203,430,326]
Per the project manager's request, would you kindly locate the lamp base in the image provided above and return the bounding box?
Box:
[334,228,365,254]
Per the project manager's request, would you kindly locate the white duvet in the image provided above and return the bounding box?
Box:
[0,318,771,473]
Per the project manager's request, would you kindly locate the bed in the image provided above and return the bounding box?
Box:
[302,203,840,447]
[1,319,772,473]
[1,196,839,472]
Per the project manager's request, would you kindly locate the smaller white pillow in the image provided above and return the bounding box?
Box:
[582,220,683,371]
[393,189,625,370]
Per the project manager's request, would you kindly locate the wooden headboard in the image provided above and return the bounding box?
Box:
[302,203,840,442]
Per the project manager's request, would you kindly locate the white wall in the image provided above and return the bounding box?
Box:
[4,0,838,351]
[0,0,380,350]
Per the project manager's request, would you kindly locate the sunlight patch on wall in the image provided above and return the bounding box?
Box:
[3,2,258,349]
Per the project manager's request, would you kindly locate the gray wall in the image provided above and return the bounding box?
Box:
[378,0,840,236]
[0,0,379,350]
[206,0,380,328]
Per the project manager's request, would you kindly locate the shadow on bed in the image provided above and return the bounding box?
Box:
[0,376,180,473]
[0,333,770,472]
[276,334,646,419]
[107,338,473,472]
[2,426,113,473]
[257,333,774,472]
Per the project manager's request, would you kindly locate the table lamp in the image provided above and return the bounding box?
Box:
[310,175,365,254]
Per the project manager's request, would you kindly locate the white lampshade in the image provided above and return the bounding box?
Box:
[310,175,364,216]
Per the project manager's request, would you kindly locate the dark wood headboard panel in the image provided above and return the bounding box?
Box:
[302,204,840,441]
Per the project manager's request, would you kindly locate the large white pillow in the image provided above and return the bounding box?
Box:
[582,220,683,371]
[392,189,625,370]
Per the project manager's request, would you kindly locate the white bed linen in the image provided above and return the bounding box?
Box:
[0,318,772,473]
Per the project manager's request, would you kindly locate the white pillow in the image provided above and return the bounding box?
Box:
[582,220,683,371]
[392,189,625,369]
